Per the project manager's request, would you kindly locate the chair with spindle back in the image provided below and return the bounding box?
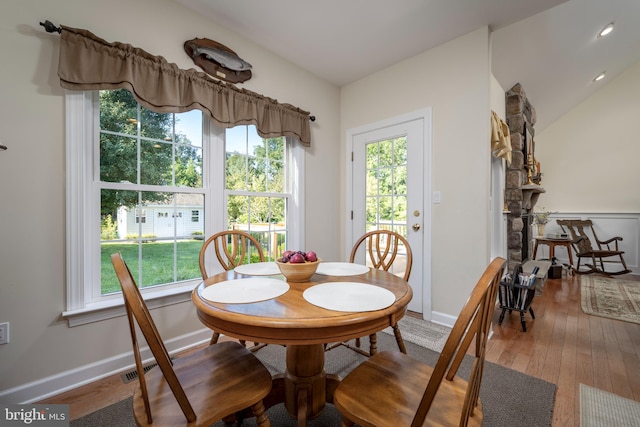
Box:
[328,229,413,356]
[334,257,506,427]
[111,252,272,427]
[199,230,267,350]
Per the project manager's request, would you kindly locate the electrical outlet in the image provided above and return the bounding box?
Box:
[0,322,9,344]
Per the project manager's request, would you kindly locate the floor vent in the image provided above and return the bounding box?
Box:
[121,362,159,384]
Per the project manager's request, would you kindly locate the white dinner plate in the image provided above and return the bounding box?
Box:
[234,262,280,276]
[201,278,289,304]
[303,282,395,312]
[315,262,369,276]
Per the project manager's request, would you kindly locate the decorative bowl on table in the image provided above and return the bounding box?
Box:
[275,257,321,283]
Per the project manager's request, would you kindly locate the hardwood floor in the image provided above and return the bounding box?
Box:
[40,272,640,426]
[486,271,640,427]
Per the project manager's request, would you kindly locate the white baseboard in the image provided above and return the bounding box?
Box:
[0,329,212,404]
[423,309,504,340]
[429,311,457,329]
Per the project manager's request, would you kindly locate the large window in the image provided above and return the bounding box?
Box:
[64,89,304,326]
[225,126,289,261]
[98,89,205,295]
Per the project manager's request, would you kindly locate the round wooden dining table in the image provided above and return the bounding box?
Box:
[192,264,413,426]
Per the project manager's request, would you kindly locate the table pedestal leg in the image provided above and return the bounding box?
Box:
[263,345,342,426]
[284,344,326,426]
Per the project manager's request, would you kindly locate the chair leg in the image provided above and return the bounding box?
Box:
[222,414,236,426]
[368,333,378,356]
[209,332,220,345]
[575,257,597,274]
[249,343,268,352]
[392,323,407,354]
[620,254,630,272]
[601,255,632,275]
[252,400,270,427]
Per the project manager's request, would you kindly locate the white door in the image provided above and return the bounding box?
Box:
[348,112,431,315]
[154,210,185,238]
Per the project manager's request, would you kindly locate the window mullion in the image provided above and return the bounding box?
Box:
[65,93,305,325]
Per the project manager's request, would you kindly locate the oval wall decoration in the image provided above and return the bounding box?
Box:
[184,37,252,84]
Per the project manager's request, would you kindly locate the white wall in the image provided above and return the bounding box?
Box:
[533,58,640,274]
[536,59,640,213]
[490,75,506,120]
[0,0,340,399]
[490,74,508,260]
[340,27,493,322]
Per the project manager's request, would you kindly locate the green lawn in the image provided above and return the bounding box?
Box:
[101,240,203,294]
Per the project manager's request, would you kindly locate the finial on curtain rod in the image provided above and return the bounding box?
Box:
[40,20,61,34]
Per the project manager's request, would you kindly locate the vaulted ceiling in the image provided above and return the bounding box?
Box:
[176,0,640,131]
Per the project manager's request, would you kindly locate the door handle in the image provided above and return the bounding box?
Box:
[412,223,421,231]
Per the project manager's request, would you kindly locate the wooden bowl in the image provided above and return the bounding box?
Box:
[275,258,321,282]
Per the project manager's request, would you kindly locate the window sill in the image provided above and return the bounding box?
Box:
[62,281,199,327]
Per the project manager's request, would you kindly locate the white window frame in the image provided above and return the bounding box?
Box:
[62,91,305,326]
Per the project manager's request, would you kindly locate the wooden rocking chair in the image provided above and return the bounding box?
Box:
[557,219,631,275]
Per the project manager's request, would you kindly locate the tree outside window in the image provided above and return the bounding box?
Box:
[98,90,290,294]
[225,126,289,260]
[65,89,303,325]
[99,89,204,294]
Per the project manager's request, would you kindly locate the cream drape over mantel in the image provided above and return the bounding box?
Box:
[491,110,511,165]
[57,26,311,146]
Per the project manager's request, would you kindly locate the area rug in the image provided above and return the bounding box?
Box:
[72,333,556,426]
[381,315,451,352]
[581,276,640,324]
[580,383,640,427]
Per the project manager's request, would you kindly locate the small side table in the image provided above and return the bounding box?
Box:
[533,237,574,266]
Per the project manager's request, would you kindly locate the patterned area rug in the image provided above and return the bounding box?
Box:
[581,276,640,324]
[580,383,640,427]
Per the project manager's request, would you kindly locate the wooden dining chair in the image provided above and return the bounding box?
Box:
[331,229,413,356]
[334,257,506,427]
[199,229,266,277]
[111,252,273,427]
[199,230,267,349]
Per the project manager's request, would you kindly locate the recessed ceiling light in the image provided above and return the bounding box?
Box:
[593,72,606,82]
[598,22,614,38]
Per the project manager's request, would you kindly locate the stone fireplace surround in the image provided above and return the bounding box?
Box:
[505,83,545,270]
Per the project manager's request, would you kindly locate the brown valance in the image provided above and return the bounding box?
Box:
[57,26,311,146]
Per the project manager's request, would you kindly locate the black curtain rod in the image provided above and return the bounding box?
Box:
[39,20,317,123]
[40,20,61,34]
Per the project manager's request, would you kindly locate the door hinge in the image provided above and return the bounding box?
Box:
[351,151,354,161]
[351,210,353,220]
